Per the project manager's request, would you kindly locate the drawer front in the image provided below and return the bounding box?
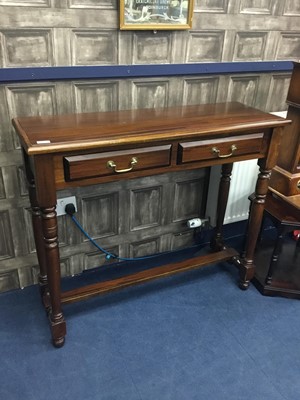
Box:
[64,145,171,181]
[178,133,264,164]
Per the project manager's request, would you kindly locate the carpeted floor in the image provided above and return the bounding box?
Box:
[1,235,300,400]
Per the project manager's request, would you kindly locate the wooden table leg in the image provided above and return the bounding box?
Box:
[30,154,67,347]
[211,163,233,251]
[41,206,66,347]
[23,149,50,307]
[239,159,272,289]
[28,182,51,312]
[265,223,285,285]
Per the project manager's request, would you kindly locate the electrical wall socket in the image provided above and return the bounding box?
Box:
[187,217,210,229]
[56,196,77,216]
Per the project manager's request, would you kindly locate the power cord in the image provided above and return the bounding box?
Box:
[65,203,178,262]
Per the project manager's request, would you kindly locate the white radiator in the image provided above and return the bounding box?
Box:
[205,160,259,225]
[206,111,287,226]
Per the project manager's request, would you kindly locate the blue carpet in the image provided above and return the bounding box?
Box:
[1,239,300,399]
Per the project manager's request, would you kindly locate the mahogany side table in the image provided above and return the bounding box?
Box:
[12,102,290,346]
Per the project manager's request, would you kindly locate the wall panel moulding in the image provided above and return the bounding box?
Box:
[0,61,294,83]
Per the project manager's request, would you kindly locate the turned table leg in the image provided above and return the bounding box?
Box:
[28,154,67,347]
[28,182,51,311]
[211,163,233,251]
[265,224,285,285]
[41,205,66,347]
[23,149,50,307]
[239,160,272,289]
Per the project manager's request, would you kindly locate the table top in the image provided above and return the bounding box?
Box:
[13,102,290,155]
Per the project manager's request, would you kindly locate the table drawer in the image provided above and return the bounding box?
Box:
[63,145,171,181]
[178,133,264,164]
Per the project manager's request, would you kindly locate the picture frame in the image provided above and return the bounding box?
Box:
[120,0,194,30]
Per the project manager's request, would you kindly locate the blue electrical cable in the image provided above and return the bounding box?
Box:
[70,214,174,262]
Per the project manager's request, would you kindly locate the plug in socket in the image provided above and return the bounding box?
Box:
[56,196,77,216]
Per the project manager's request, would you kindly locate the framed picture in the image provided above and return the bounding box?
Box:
[120,0,194,30]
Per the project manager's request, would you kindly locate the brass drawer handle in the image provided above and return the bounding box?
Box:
[107,157,138,173]
[212,144,237,159]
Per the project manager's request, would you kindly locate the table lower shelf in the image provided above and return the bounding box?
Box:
[61,247,238,305]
